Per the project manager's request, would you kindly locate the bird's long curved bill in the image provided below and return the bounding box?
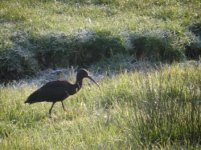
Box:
[87,76,100,89]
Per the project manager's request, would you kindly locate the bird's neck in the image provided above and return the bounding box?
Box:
[75,79,83,91]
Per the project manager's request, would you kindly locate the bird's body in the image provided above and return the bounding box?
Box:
[25,69,99,117]
[26,81,78,104]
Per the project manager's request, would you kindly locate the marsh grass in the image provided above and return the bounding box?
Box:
[0,62,200,149]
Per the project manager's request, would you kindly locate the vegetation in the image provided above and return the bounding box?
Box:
[0,62,201,149]
[0,0,201,81]
[0,0,201,149]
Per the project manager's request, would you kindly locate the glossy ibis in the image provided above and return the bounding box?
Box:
[25,69,99,117]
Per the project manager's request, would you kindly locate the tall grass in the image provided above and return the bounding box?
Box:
[0,62,200,149]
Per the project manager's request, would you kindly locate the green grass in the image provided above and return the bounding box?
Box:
[0,62,201,149]
[1,0,200,32]
[0,1,201,147]
[0,0,201,82]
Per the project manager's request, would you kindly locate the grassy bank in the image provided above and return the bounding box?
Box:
[0,62,201,149]
[1,0,201,82]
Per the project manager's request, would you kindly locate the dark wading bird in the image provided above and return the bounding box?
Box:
[25,69,100,117]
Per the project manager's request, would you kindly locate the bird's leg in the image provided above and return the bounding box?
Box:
[49,102,56,117]
[61,101,66,112]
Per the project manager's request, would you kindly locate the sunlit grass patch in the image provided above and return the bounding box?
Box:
[0,62,201,148]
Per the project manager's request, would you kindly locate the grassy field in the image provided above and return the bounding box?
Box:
[1,0,200,32]
[0,0,201,149]
[0,62,201,149]
[0,0,201,81]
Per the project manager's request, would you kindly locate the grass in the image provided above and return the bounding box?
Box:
[0,1,201,148]
[0,0,201,82]
[1,0,200,32]
[0,62,201,149]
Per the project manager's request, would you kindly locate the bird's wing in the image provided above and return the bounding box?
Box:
[25,81,70,103]
[42,80,70,88]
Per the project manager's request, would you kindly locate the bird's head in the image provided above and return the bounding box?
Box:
[77,69,89,79]
[76,69,100,88]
